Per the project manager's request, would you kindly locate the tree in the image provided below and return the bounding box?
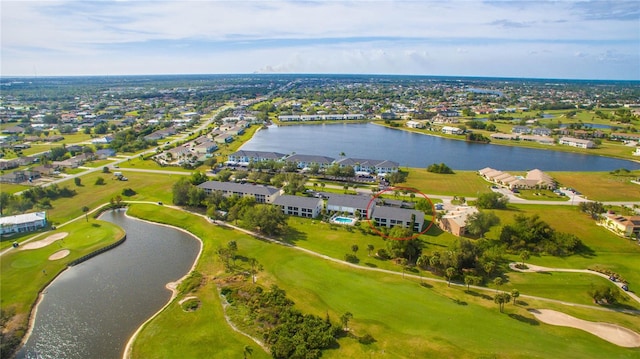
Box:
[519,250,530,267]
[464,275,481,291]
[243,345,253,359]
[74,177,81,186]
[172,177,192,206]
[465,211,500,238]
[82,206,89,222]
[493,277,503,292]
[340,312,353,331]
[511,289,520,305]
[578,201,605,219]
[476,192,509,209]
[494,292,511,313]
[248,258,263,284]
[351,244,359,257]
[367,244,374,257]
[399,258,409,278]
[227,241,238,266]
[426,163,454,174]
[95,177,106,185]
[445,267,456,287]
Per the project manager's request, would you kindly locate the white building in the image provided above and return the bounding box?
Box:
[0,212,47,235]
[559,137,595,149]
[441,126,464,135]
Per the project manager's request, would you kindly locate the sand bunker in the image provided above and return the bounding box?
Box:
[21,232,68,250]
[48,249,70,260]
[529,309,640,348]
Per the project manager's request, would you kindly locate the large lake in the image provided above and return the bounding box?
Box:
[15,210,200,359]
[240,123,640,171]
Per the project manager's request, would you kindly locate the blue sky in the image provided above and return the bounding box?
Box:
[2,0,639,80]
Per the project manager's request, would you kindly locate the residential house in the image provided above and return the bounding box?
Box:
[227,150,287,165]
[519,135,555,145]
[333,157,399,175]
[532,127,552,136]
[559,137,595,149]
[439,206,478,236]
[273,195,323,218]
[284,154,335,169]
[441,126,464,135]
[95,149,116,159]
[198,181,281,204]
[191,140,218,155]
[490,133,518,140]
[406,120,428,129]
[610,133,640,142]
[511,126,531,134]
[0,211,47,235]
[478,167,555,190]
[2,126,25,135]
[0,170,41,184]
[326,194,372,217]
[369,205,425,232]
[604,214,640,238]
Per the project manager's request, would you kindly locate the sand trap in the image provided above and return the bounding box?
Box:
[529,309,640,347]
[48,249,70,260]
[21,232,68,250]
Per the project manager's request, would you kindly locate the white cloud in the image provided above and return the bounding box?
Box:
[1,0,638,79]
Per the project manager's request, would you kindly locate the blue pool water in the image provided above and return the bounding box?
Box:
[333,216,356,224]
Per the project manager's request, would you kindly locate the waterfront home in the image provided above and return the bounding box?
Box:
[198,181,281,204]
[490,133,518,140]
[406,120,428,129]
[227,150,287,165]
[439,206,478,236]
[611,132,640,142]
[519,135,555,145]
[273,195,323,218]
[558,137,595,149]
[441,126,464,135]
[333,157,399,175]
[0,211,47,235]
[532,127,552,136]
[604,214,640,238]
[284,154,335,169]
[370,205,425,232]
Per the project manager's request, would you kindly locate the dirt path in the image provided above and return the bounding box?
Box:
[529,309,640,348]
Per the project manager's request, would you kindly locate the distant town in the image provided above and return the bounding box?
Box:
[1,75,639,359]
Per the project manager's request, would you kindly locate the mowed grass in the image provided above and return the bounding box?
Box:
[403,169,492,197]
[128,205,639,359]
[0,220,124,330]
[487,204,640,287]
[550,171,640,201]
[42,171,180,225]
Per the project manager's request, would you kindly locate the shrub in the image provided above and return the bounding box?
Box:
[376,249,390,260]
[181,298,200,312]
[95,177,106,185]
[344,254,359,264]
[358,333,376,344]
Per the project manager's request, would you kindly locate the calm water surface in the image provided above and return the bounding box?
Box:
[16,210,200,359]
[241,123,639,171]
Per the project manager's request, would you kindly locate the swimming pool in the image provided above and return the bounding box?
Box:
[331,216,357,225]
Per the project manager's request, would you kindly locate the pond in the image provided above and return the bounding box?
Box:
[15,210,201,359]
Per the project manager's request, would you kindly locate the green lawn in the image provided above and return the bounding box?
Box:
[515,189,569,201]
[551,171,640,202]
[127,205,639,359]
[403,169,493,197]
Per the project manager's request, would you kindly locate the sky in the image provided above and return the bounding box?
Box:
[1,0,639,80]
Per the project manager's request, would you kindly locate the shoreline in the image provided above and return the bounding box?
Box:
[120,208,204,359]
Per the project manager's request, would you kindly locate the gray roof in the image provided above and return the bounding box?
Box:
[334,157,399,168]
[228,150,286,160]
[274,195,322,208]
[284,154,335,164]
[198,181,280,196]
[327,194,372,209]
[370,206,424,221]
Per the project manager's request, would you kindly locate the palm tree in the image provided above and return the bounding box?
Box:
[494,292,511,313]
[493,277,503,292]
[351,244,359,257]
[82,206,89,222]
[340,312,353,331]
[367,244,374,256]
[445,267,456,287]
[511,289,520,305]
[519,250,530,267]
